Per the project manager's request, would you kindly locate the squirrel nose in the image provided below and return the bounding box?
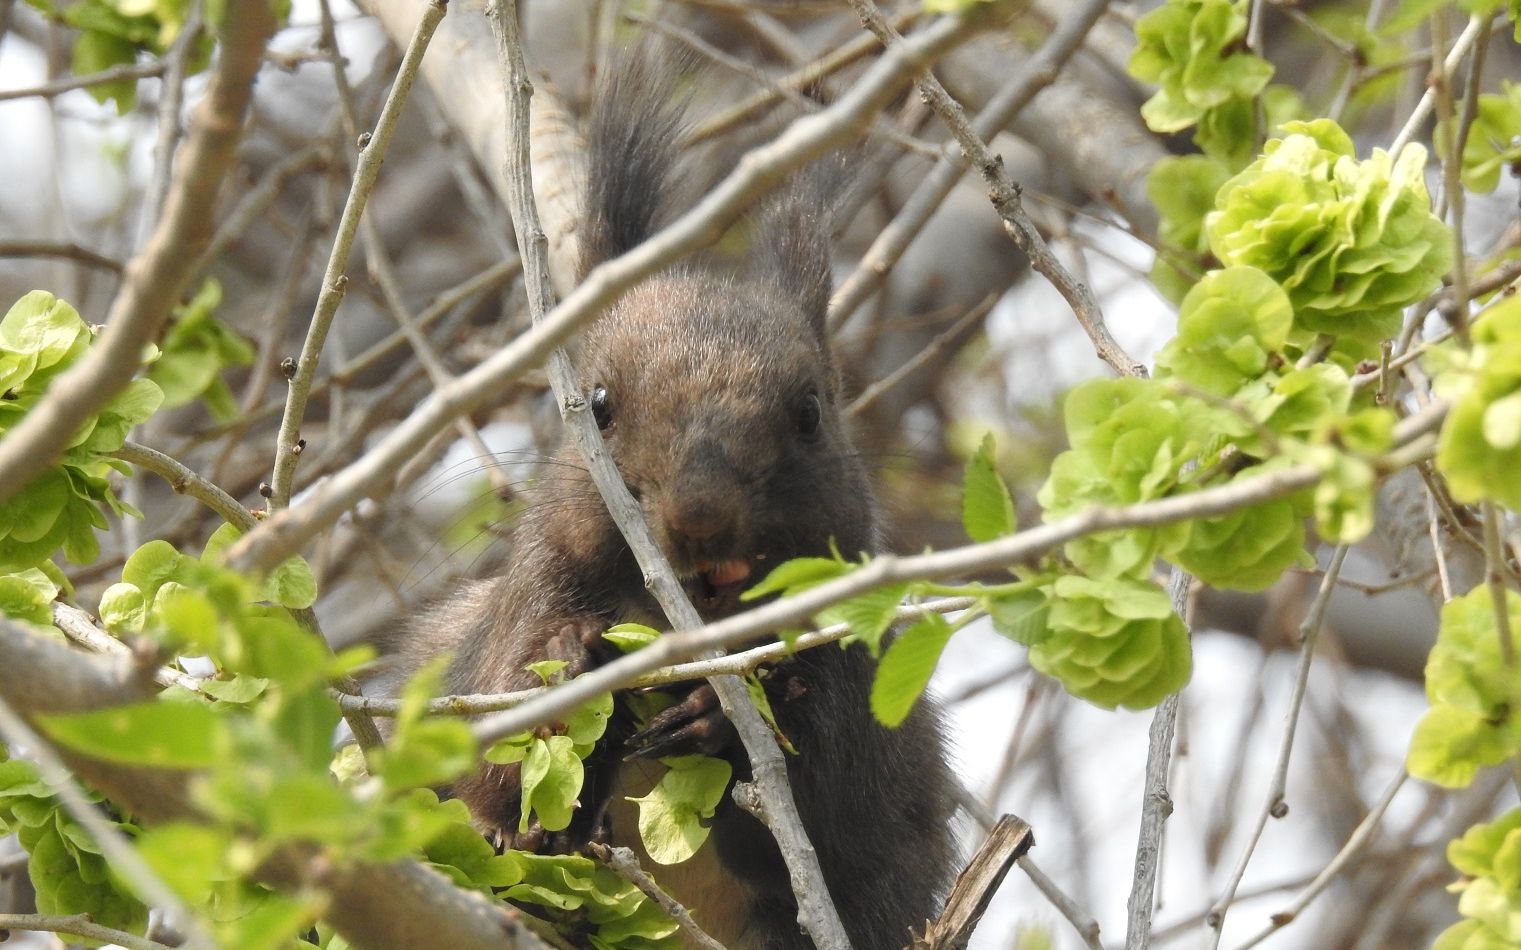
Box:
[666,499,730,543]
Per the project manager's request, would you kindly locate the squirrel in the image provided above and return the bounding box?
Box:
[399,54,958,949]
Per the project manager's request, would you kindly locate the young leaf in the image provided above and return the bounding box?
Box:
[39,700,222,769]
[963,433,1016,542]
[741,556,851,601]
[630,755,732,865]
[604,623,660,652]
[519,735,583,833]
[870,613,954,728]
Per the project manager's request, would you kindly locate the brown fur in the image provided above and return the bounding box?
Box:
[396,56,957,949]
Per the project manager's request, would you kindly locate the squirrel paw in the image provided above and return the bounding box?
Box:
[543,615,608,680]
[487,817,606,856]
[624,684,736,759]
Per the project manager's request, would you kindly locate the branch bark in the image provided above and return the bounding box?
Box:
[0,0,277,507]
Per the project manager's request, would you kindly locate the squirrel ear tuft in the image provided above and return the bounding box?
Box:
[752,159,849,345]
[579,47,688,276]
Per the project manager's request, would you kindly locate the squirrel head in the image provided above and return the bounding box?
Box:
[564,51,874,617]
[575,265,874,616]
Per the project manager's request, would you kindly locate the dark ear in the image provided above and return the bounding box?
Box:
[751,159,848,346]
[579,49,688,277]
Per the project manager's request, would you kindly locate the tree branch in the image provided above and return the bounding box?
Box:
[268,0,448,510]
[0,0,277,508]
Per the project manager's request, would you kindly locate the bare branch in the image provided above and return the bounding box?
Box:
[268,0,449,510]
[0,1,278,508]
[0,240,123,273]
[0,913,172,950]
[587,843,728,950]
[913,814,1035,949]
[1206,545,1351,945]
[844,0,1146,378]
[0,61,165,102]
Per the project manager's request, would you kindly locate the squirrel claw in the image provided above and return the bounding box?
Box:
[625,684,735,759]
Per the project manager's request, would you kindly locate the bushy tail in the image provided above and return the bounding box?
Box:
[579,50,688,277]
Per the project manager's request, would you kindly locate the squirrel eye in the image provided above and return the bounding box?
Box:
[797,391,822,439]
[591,385,614,430]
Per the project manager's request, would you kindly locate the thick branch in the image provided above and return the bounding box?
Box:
[0,1,277,507]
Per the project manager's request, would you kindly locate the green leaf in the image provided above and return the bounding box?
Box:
[741,555,851,601]
[264,554,317,609]
[962,433,1015,542]
[564,692,614,748]
[519,735,583,833]
[1407,705,1516,788]
[986,585,1051,646]
[122,539,186,604]
[0,567,59,628]
[1155,266,1294,396]
[814,582,907,656]
[870,613,954,728]
[526,659,569,685]
[743,673,795,754]
[197,674,269,704]
[604,623,660,651]
[630,755,732,865]
[97,582,146,634]
[39,700,221,769]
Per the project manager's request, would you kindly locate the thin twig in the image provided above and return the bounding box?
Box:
[1125,568,1190,950]
[847,295,995,417]
[268,0,448,510]
[335,597,979,716]
[0,913,172,950]
[0,61,165,102]
[1232,769,1408,950]
[1481,501,1521,793]
[1389,14,1491,156]
[587,843,728,950]
[1018,856,1102,950]
[683,9,921,146]
[1206,545,1351,946]
[0,1,278,509]
[827,0,1112,333]
[629,11,939,159]
[0,239,123,272]
[114,441,257,532]
[844,0,1146,378]
[139,1,205,241]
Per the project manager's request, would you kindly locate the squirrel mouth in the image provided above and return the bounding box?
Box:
[689,558,752,611]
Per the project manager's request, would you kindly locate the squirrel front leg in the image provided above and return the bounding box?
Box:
[451,614,619,853]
